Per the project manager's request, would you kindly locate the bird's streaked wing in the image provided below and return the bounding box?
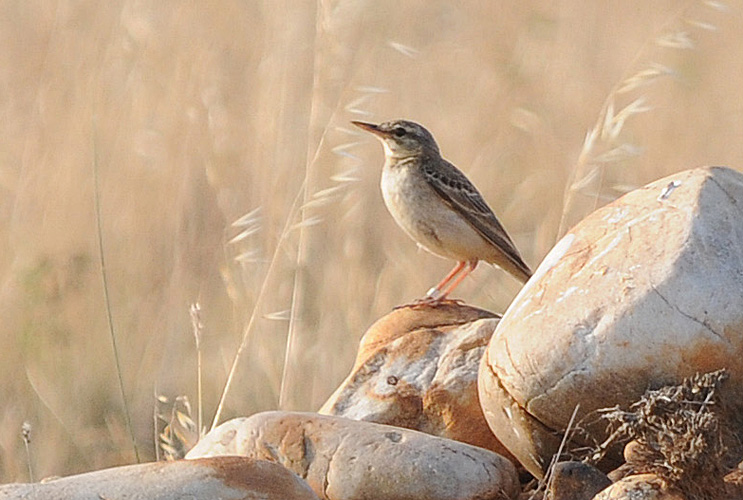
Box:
[422,160,532,279]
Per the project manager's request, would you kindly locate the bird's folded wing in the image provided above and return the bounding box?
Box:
[422,161,531,274]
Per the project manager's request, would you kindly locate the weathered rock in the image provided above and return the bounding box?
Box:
[609,437,703,483]
[479,166,743,477]
[0,456,319,500]
[607,464,635,483]
[187,411,520,500]
[592,474,686,500]
[320,302,511,456]
[549,461,612,500]
[605,440,656,481]
[624,439,652,464]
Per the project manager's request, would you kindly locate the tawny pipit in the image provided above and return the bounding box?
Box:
[352,119,532,301]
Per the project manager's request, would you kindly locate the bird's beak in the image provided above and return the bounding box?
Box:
[351,121,388,138]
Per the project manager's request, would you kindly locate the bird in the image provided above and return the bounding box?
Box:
[352,119,532,302]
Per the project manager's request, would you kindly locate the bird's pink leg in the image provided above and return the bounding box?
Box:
[438,260,479,299]
[425,261,467,300]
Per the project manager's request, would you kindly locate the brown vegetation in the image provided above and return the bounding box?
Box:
[599,370,739,500]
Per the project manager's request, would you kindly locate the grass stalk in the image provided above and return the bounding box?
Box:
[189,303,204,435]
[528,404,581,500]
[558,0,721,238]
[92,134,140,463]
[279,1,322,411]
[153,389,160,462]
[210,183,306,431]
[21,422,33,482]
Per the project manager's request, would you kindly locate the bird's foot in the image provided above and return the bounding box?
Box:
[425,286,444,301]
[392,290,465,310]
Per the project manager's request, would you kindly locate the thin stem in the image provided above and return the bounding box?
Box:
[153,388,160,462]
[21,422,33,482]
[92,134,140,462]
[279,0,321,411]
[210,183,306,431]
[190,303,204,435]
[557,0,702,239]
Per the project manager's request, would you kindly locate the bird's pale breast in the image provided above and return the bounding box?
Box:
[381,160,496,262]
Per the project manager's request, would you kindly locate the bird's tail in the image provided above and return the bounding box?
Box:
[498,257,532,284]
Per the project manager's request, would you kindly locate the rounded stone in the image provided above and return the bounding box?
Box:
[0,457,319,500]
[188,411,520,500]
[319,302,511,457]
[479,167,743,477]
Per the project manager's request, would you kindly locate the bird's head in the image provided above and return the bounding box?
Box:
[352,119,440,159]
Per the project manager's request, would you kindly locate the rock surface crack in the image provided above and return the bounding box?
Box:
[322,437,342,499]
[708,175,741,213]
[651,285,727,343]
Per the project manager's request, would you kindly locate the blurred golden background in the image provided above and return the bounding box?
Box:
[0,0,741,481]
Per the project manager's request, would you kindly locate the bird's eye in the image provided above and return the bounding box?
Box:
[393,127,406,137]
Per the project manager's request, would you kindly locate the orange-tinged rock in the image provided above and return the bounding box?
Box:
[592,474,686,500]
[479,167,743,477]
[0,457,319,500]
[320,302,510,456]
[187,411,520,500]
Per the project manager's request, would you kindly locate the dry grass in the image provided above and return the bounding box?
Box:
[598,370,738,500]
[0,0,742,481]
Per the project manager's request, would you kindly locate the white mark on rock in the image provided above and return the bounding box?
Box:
[658,180,682,200]
[605,206,628,224]
[556,286,579,304]
[585,233,623,269]
[504,233,576,319]
[536,233,576,279]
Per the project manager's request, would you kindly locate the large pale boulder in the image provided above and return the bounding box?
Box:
[0,457,319,500]
[479,166,743,477]
[319,302,510,456]
[187,411,520,500]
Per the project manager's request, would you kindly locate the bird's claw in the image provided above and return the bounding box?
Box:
[392,294,465,310]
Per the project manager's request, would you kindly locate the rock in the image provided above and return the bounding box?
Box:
[319,302,511,456]
[607,464,635,483]
[0,456,319,500]
[623,440,652,464]
[479,166,743,477]
[549,461,612,500]
[592,474,686,500]
[187,411,520,500]
[606,441,656,482]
